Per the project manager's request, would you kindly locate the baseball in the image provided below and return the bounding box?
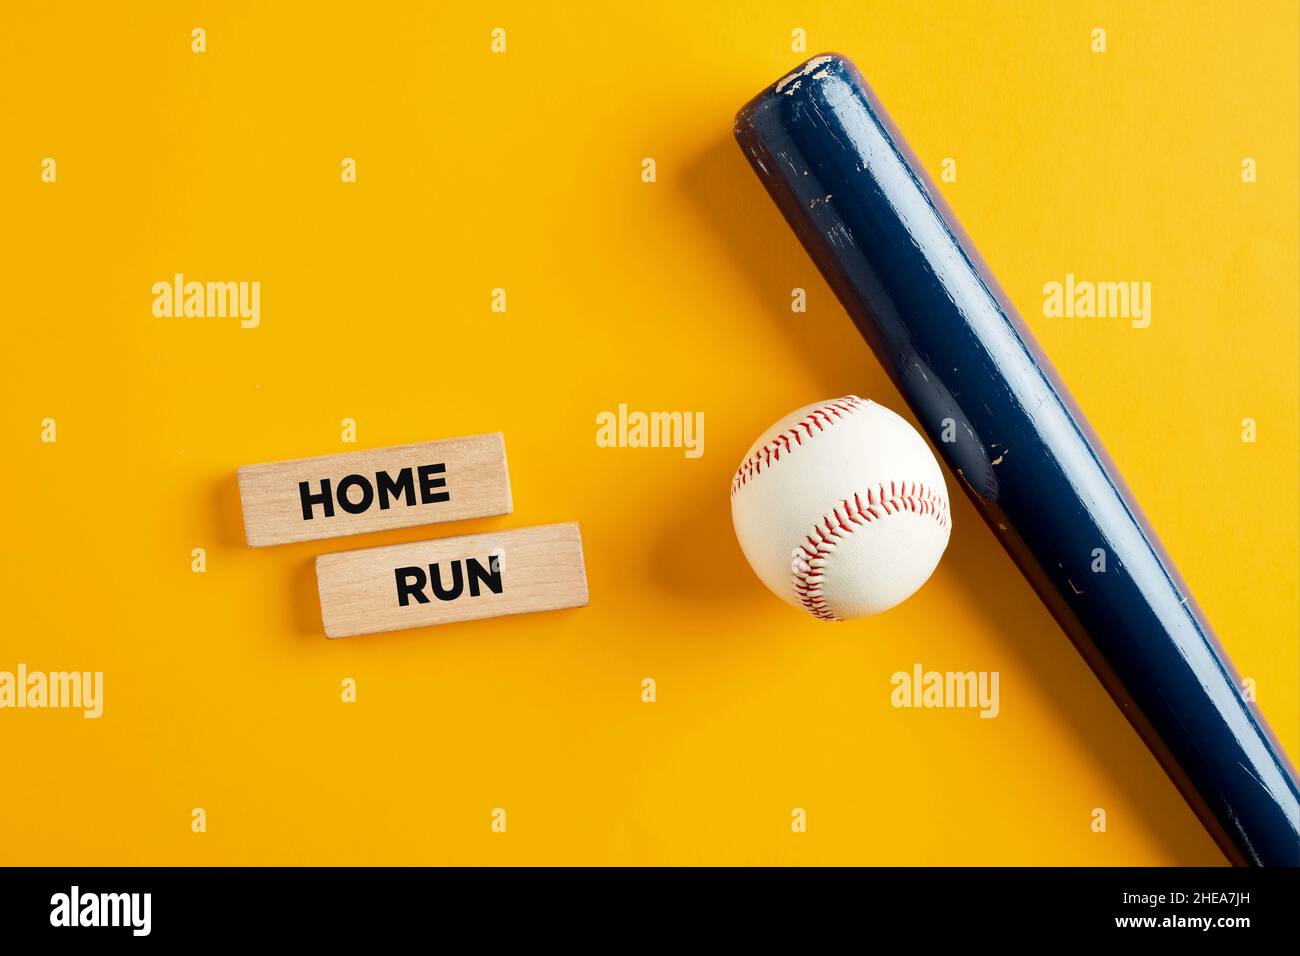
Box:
[730,396,952,621]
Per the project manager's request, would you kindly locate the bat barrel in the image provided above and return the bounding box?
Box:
[734,53,1299,866]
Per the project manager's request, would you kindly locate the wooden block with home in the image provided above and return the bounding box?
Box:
[237,434,511,547]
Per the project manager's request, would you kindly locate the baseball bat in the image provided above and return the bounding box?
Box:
[733,53,1299,866]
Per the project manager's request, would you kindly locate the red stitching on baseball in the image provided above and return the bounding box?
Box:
[790,482,950,621]
[730,395,867,496]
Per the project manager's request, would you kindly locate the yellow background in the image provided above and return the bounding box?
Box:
[2,1,1296,865]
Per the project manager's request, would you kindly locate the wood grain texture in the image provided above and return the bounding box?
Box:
[315,522,588,638]
[237,434,511,547]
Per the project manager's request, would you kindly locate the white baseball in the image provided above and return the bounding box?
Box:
[730,396,952,621]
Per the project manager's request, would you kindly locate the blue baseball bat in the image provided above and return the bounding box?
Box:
[734,53,1299,866]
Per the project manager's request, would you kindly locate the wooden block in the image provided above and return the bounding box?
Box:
[237,435,511,547]
[315,522,588,638]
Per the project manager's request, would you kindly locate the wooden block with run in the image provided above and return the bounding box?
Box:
[315,522,588,638]
[237,434,511,547]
